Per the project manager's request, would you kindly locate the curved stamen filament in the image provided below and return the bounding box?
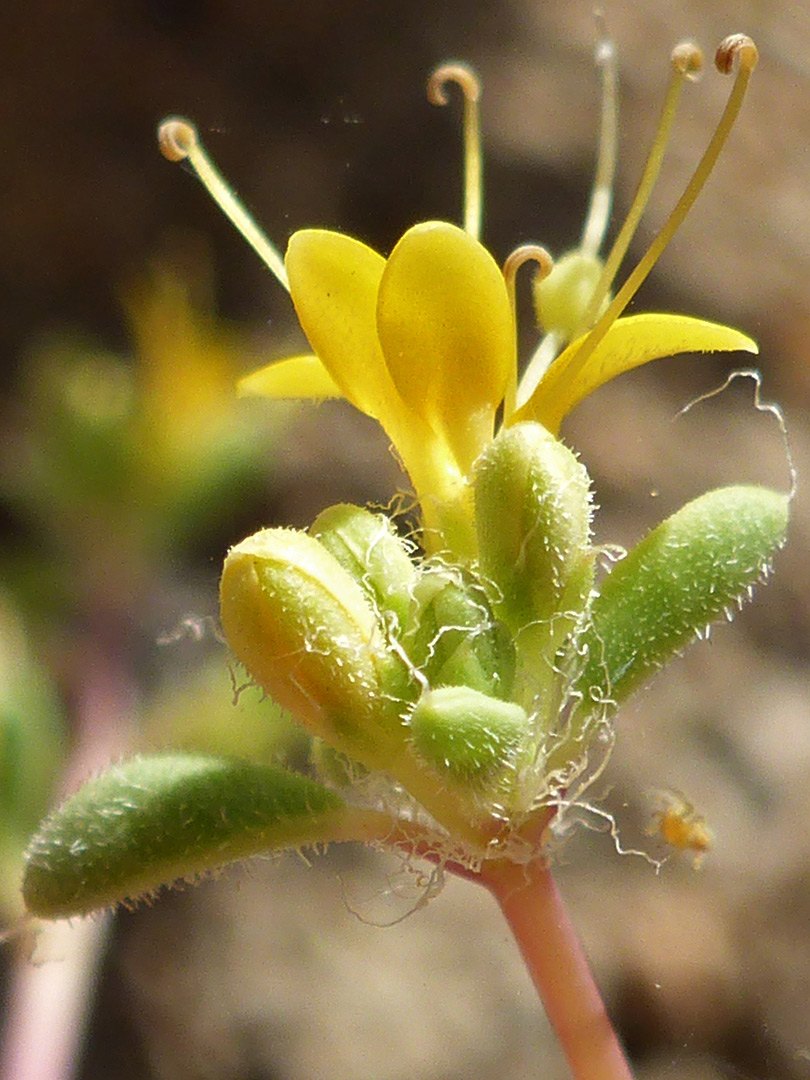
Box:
[581,40,704,328]
[579,28,619,259]
[502,245,554,421]
[556,34,758,396]
[157,118,289,292]
[428,63,483,241]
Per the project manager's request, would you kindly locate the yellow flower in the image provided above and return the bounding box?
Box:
[158,34,759,558]
[241,220,514,556]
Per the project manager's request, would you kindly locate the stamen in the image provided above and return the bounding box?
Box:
[502,246,554,421]
[157,117,289,292]
[581,40,704,328]
[503,245,554,304]
[579,26,619,259]
[428,63,483,241]
[550,34,758,400]
[715,33,758,75]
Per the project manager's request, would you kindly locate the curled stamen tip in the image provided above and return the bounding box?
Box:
[503,244,554,285]
[715,34,758,75]
[427,62,481,106]
[592,8,615,65]
[157,117,199,162]
[671,41,704,81]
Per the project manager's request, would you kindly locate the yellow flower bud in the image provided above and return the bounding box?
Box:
[220,528,409,769]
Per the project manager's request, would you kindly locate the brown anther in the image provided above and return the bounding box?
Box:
[715,34,758,75]
[670,41,704,82]
[427,62,481,106]
[157,118,197,162]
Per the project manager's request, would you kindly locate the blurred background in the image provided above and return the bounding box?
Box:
[1,2,809,1079]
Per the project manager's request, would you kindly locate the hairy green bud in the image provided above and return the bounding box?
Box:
[403,563,515,699]
[409,686,528,790]
[309,503,416,634]
[220,528,409,770]
[475,421,594,637]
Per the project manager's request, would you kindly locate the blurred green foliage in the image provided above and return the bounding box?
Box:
[0,595,65,917]
[0,257,306,919]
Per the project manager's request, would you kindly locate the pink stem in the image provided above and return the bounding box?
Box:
[480,858,635,1080]
[385,821,635,1080]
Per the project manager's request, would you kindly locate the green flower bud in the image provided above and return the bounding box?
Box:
[220,528,409,770]
[309,503,416,634]
[409,686,528,791]
[532,250,609,342]
[474,421,594,639]
[403,562,515,700]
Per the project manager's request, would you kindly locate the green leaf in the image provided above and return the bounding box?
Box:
[23,753,390,919]
[577,485,788,708]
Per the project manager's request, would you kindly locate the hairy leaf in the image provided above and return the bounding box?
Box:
[577,485,788,708]
[23,753,387,919]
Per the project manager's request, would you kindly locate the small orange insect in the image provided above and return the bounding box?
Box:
[647,789,713,868]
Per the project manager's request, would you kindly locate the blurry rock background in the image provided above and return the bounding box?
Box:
[2,1,810,1079]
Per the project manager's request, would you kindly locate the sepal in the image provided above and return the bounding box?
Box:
[475,421,594,641]
[402,562,515,700]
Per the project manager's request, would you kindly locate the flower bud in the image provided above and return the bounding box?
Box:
[220,528,409,770]
[409,685,528,791]
[403,562,515,700]
[309,503,416,634]
[474,421,594,640]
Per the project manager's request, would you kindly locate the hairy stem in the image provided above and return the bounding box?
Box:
[480,858,634,1080]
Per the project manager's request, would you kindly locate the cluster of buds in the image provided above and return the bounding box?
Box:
[221,420,596,851]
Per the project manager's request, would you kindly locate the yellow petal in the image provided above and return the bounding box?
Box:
[518,313,758,434]
[285,229,401,421]
[376,221,514,470]
[238,354,342,400]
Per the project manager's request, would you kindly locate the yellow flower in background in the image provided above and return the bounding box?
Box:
[9,254,284,566]
[158,34,759,558]
[123,262,258,466]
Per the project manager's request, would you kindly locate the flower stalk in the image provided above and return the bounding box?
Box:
[482,857,635,1080]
